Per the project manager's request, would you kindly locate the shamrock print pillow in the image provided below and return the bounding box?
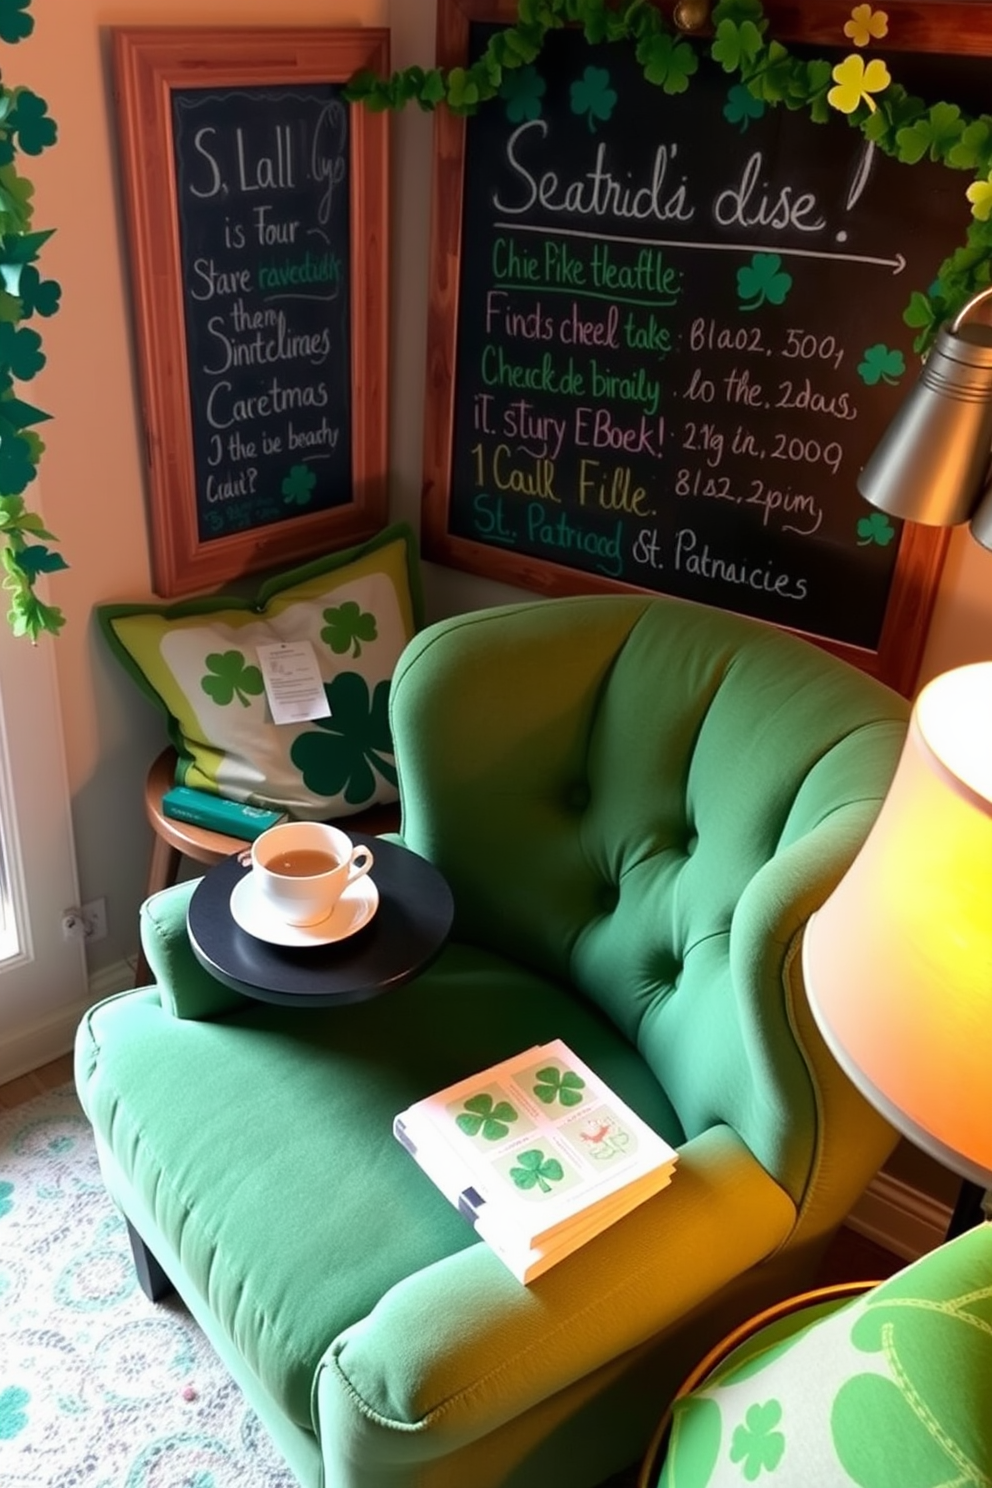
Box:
[655,1221,992,1488]
[97,524,422,817]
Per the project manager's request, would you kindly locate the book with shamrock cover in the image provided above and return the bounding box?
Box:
[393,1039,678,1283]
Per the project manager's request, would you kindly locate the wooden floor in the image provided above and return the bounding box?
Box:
[0,1052,74,1111]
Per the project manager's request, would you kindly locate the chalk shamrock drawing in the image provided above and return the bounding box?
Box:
[736,253,792,312]
[0,1178,14,1218]
[570,66,616,131]
[723,82,765,132]
[510,1148,565,1193]
[321,601,378,659]
[281,463,316,507]
[455,1093,519,1141]
[844,4,889,48]
[500,64,546,123]
[533,1064,585,1108]
[858,344,906,385]
[857,511,896,546]
[729,1400,786,1479]
[290,671,396,804]
[200,650,264,708]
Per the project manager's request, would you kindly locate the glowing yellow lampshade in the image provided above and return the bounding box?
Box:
[803,662,992,1187]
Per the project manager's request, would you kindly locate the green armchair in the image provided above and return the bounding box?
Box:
[75,593,910,1488]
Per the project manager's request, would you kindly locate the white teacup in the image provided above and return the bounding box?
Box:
[251,821,374,927]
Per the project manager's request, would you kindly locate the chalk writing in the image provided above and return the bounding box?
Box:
[171,85,352,541]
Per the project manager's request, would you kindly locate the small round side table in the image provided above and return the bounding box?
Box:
[137,747,401,985]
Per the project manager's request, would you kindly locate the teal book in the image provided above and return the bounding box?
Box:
[162,785,287,841]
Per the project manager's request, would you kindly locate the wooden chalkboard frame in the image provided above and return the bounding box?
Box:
[421,0,992,696]
[113,28,389,597]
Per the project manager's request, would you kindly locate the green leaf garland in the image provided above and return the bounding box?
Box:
[0,0,64,640]
[344,0,992,360]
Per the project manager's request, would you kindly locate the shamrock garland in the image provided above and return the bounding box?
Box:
[0,0,64,640]
[345,0,992,359]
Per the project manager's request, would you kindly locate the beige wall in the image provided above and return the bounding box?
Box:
[17,4,992,1208]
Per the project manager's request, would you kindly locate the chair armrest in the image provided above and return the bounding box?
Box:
[140,879,249,1019]
[315,1126,794,1469]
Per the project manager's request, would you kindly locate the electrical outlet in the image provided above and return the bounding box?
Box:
[81,898,108,942]
[62,898,108,943]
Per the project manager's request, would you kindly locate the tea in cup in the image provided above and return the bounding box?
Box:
[251,821,374,927]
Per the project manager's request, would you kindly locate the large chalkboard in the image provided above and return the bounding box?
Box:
[114,29,389,597]
[423,1,992,693]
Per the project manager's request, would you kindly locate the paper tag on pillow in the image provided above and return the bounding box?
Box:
[256,641,331,725]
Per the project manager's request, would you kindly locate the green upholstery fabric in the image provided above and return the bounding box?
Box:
[655,1223,992,1488]
[75,593,911,1488]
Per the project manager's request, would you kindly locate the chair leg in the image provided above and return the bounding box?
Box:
[126,1219,174,1302]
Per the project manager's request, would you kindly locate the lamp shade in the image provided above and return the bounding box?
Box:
[803,662,992,1188]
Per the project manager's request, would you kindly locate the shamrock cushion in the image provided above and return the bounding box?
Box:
[654,1222,992,1488]
[97,524,422,819]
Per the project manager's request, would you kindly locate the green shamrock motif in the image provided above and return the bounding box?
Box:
[729,1400,785,1480]
[455,1093,519,1141]
[0,430,36,493]
[724,82,766,132]
[8,90,56,156]
[0,0,32,45]
[639,34,698,96]
[947,118,992,171]
[290,671,397,805]
[281,462,316,507]
[321,601,378,659]
[533,1064,585,1108]
[15,542,67,578]
[711,17,765,75]
[895,102,965,166]
[737,253,792,312]
[0,1179,13,1218]
[0,320,43,378]
[858,344,906,386]
[0,1384,29,1440]
[499,64,546,124]
[857,511,896,547]
[14,264,60,318]
[200,650,264,708]
[510,1148,565,1194]
[570,67,617,133]
[831,1268,992,1488]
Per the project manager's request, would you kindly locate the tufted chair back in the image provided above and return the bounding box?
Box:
[389,594,910,1210]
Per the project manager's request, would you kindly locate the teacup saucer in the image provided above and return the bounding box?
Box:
[229,871,379,948]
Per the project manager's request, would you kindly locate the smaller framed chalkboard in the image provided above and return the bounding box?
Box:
[113,28,389,597]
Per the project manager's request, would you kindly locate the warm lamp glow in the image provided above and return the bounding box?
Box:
[803,662,992,1188]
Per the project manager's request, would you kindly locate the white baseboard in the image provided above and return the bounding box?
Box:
[0,959,134,1087]
[846,1169,953,1260]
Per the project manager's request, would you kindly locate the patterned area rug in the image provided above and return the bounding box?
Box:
[0,1083,297,1488]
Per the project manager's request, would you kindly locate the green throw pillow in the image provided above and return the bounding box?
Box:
[98,524,422,819]
[658,1223,992,1488]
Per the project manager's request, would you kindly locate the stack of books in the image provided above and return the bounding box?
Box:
[394,1039,678,1283]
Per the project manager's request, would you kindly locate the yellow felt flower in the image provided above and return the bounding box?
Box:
[844,5,889,47]
[966,174,992,221]
[828,53,892,114]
